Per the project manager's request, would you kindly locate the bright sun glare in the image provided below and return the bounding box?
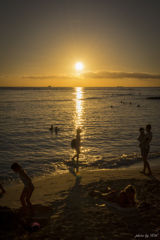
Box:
[75,62,83,71]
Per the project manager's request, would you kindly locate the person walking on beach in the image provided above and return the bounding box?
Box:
[138,124,153,175]
[0,183,6,195]
[72,128,82,171]
[11,163,34,215]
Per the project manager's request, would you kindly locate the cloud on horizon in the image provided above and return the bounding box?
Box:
[79,71,160,79]
[2,74,78,80]
[1,71,160,80]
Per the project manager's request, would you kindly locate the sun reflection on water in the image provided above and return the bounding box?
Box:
[74,87,84,130]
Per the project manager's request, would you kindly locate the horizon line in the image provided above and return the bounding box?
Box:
[0,86,160,88]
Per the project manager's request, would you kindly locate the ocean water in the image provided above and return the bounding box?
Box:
[0,87,160,186]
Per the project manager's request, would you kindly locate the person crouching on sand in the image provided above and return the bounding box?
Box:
[138,124,153,175]
[89,185,136,208]
[11,162,34,215]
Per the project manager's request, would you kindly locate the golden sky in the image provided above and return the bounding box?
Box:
[0,1,160,87]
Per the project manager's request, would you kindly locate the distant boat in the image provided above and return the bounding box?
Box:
[48,86,51,88]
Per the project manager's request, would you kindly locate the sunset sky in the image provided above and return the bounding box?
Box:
[0,0,160,87]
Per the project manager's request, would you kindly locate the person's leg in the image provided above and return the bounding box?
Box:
[74,148,79,171]
[0,183,6,194]
[26,186,34,215]
[76,153,79,170]
[140,148,147,173]
[76,148,79,161]
[20,188,27,214]
[142,149,152,175]
[72,154,77,161]
[105,187,112,193]
[142,156,147,173]
[144,159,152,175]
[89,190,102,198]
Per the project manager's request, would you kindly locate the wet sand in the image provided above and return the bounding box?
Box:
[1,167,160,240]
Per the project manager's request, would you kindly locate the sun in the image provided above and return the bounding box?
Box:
[75,62,83,71]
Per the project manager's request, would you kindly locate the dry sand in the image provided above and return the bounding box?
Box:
[1,167,160,240]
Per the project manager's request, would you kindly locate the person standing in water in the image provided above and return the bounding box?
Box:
[72,128,82,171]
[138,124,153,175]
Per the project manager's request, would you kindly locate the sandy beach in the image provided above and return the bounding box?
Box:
[1,166,160,240]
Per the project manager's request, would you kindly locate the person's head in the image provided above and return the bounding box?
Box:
[124,185,136,200]
[146,124,151,132]
[77,128,82,134]
[139,127,144,133]
[11,162,21,173]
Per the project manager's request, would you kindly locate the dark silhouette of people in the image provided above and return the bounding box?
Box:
[138,124,153,175]
[49,125,54,131]
[72,128,82,172]
[55,127,59,134]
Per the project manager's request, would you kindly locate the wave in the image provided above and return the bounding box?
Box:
[2,151,160,187]
[85,151,160,169]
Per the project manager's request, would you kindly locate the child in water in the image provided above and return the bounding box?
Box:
[138,127,145,146]
[49,125,54,131]
[11,163,34,215]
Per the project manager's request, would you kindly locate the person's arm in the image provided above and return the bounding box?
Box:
[140,133,150,145]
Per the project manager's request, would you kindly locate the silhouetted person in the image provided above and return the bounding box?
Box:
[49,125,54,131]
[138,124,153,175]
[11,163,34,215]
[72,128,82,172]
[55,127,59,134]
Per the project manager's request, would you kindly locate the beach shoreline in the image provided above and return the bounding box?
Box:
[119,157,160,170]
[1,168,160,240]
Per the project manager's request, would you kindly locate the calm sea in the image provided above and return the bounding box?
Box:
[0,87,160,186]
